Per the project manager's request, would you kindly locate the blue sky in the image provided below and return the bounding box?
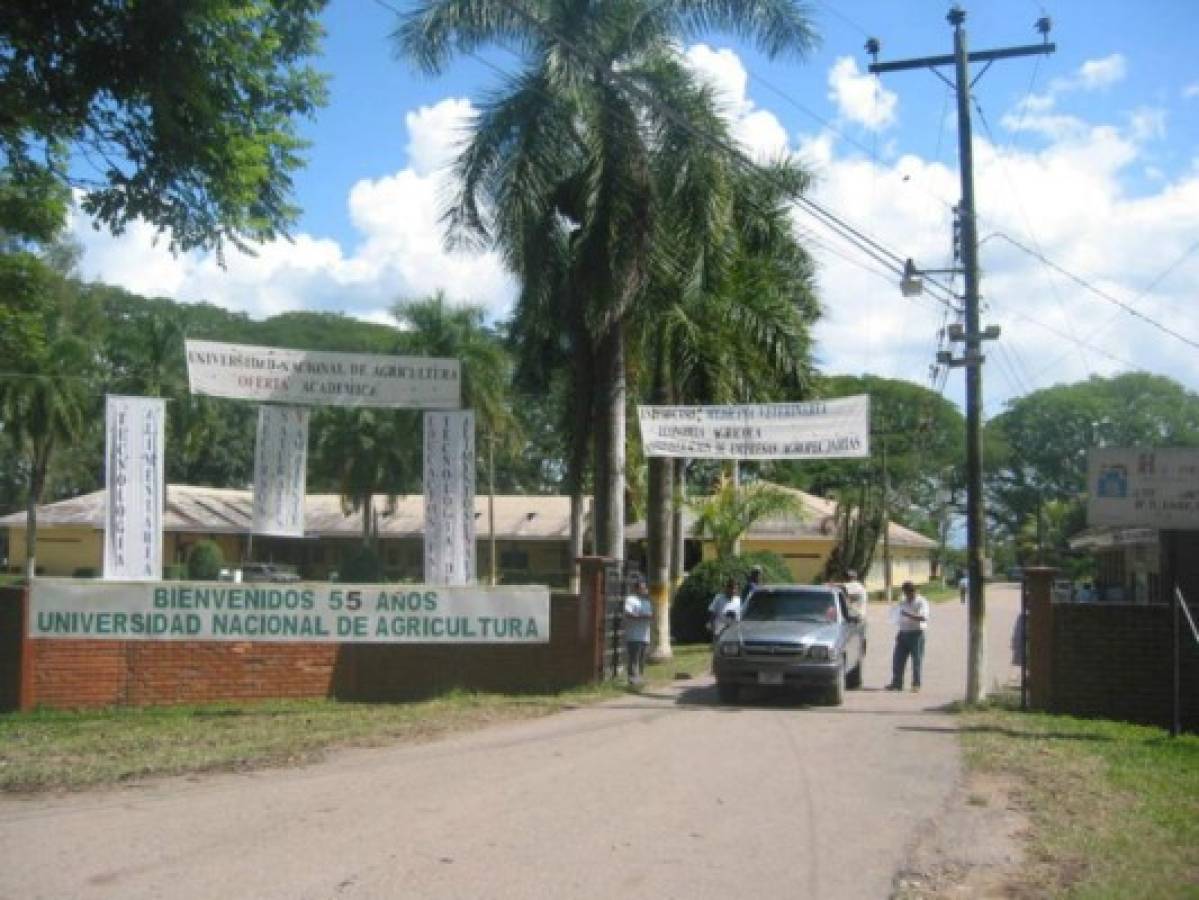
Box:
[72,1,1199,413]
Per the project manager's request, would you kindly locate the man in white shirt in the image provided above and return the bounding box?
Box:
[886,581,930,692]
[843,569,869,620]
[707,577,741,638]
[623,575,654,687]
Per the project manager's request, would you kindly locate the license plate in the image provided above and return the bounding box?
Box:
[757,670,784,685]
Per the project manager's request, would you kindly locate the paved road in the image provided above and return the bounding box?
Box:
[0,585,1023,900]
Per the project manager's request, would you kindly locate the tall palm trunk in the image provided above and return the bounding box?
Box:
[646,333,672,659]
[670,457,686,588]
[567,327,594,591]
[23,438,51,580]
[592,321,625,563]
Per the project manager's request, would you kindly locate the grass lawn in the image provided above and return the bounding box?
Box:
[0,644,714,793]
[961,698,1199,898]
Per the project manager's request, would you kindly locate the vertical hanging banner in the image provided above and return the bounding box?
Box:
[104,396,165,581]
[424,411,476,585]
[253,406,309,537]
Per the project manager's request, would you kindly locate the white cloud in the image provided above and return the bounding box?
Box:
[1128,107,1167,142]
[71,98,515,323]
[826,56,897,131]
[70,49,1199,411]
[1076,54,1127,90]
[684,44,751,117]
[1009,54,1130,136]
[404,99,475,177]
[802,103,1199,410]
[684,43,790,160]
[1184,83,1199,100]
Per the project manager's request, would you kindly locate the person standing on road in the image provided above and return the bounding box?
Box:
[887,581,929,692]
[958,573,968,604]
[707,577,741,638]
[624,575,654,687]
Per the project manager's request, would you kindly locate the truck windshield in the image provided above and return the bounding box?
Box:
[742,590,837,623]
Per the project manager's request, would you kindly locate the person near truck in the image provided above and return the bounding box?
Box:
[887,581,929,692]
[707,577,741,638]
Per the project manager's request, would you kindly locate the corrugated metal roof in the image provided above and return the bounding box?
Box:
[3,482,935,549]
[0,486,590,542]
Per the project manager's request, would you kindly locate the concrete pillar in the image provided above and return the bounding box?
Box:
[1024,566,1057,711]
[577,556,611,682]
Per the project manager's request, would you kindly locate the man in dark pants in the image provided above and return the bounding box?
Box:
[887,581,930,692]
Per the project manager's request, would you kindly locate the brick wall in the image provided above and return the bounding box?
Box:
[11,592,600,710]
[1050,602,1199,731]
[0,587,24,711]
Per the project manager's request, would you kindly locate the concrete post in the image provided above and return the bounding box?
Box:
[1024,566,1057,711]
[577,556,611,682]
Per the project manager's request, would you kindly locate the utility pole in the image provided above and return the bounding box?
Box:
[880,435,893,604]
[869,6,1054,704]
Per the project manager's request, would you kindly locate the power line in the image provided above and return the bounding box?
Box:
[972,96,1092,375]
[1030,236,1199,376]
[988,232,1199,352]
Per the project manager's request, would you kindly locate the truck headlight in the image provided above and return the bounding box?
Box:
[719,642,741,657]
[807,644,834,661]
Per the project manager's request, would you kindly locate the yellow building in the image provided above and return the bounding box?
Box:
[6,483,936,592]
[2,485,590,586]
[626,485,937,592]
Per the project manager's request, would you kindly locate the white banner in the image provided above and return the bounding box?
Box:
[103,396,165,581]
[253,406,309,537]
[424,411,476,585]
[637,396,871,460]
[185,339,461,409]
[28,579,549,644]
[1088,448,1199,529]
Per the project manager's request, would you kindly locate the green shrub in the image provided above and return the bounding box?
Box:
[186,540,224,580]
[670,551,792,644]
[72,567,98,578]
[164,564,187,581]
[340,545,383,583]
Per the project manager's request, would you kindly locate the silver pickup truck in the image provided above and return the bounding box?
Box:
[712,584,867,706]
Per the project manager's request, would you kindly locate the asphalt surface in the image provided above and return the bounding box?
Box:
[0,584,1024,900]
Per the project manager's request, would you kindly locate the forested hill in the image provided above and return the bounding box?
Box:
[91,283,401,354]
[0,284,414,516]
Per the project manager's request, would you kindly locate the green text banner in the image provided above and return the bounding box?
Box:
[30,579,549,644]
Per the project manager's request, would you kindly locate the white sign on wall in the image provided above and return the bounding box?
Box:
[637,395,871,460]
[185,339,461,409]
[103,396,165,581]
[29,579,549,644]
[1088,447,1199,529]
[424,411,476,585]
[253,406,309,537]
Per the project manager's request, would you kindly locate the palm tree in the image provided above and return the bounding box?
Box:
[637,159,819,656]
[0,254,93,578]
[395,0,819,568]
[689,480,804,561]
[312,406,421,548]
[393,293,521,583]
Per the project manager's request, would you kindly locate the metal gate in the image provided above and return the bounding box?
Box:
[598,561,642,681]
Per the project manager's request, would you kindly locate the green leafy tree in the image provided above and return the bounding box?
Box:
[670,550,792,644]
[689,481,804,560]
[1,0,329,252]
[987,373,1199,553]
[393,293,521,583]
[0,253,94,577]
[638,159,819,656]
[770,375,965,578]
[186,540,224,580]
[394,0,818,570]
